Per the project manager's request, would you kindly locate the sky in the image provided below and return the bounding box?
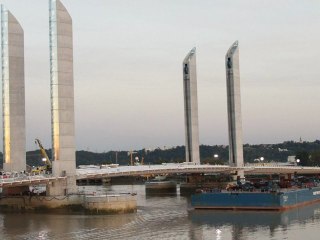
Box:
[0,0,319,152]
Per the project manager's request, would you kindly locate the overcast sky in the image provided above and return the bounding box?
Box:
[0,0,319,152]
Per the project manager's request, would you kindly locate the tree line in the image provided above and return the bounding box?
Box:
[0,140,319,168]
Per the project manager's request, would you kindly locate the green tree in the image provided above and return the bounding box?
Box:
[295,151,310,166]
[310,151,320,166]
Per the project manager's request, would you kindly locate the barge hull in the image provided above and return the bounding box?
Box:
[191,187,320,211]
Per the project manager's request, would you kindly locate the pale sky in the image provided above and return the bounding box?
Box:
[0,0,319,152]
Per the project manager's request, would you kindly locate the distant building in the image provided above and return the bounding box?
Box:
[278,148,288,152]
[287,156,296,164]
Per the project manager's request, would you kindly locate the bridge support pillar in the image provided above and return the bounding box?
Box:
[225,41,244,168]
[285,174,292,180]
[46,177,77,196]
[237,170,244,179]
[49,0,77,195]
[233,170,245,182]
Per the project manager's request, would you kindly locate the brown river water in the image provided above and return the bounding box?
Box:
[1,184,320,240]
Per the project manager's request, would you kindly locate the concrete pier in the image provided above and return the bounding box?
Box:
[0,195,83,213]
[0,192,137,214]
[84,194,137,214]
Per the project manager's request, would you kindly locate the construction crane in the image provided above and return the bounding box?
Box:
[128,150,137,166]
[127,150,146,166]
[35,139,52,173]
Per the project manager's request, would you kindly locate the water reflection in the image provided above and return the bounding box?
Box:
[189,203,320,239]
[1,213,136,239]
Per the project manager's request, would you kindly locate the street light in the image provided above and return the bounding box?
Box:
[296,159,300,165]
[260,157,264,162]
[214,154,219,158]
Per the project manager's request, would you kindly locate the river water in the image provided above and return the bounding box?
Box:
[1,184,320,240]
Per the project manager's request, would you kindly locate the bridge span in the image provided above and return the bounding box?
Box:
[76,164,242,180]
[1,164,320,188]
[76,164,320,180]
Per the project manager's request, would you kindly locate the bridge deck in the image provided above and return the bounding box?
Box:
[1,164,320,188]
[76,164,320,179]
[0,175,66,188]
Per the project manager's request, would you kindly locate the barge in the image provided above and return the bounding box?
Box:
[191,186,320,211]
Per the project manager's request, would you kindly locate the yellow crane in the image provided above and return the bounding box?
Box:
[128,151,145,166]
[34,139,52,173]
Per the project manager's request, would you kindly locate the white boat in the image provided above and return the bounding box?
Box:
[101,164,119,169]
[78,165,100,169]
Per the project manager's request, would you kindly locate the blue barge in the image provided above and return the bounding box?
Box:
[191,187,320,211]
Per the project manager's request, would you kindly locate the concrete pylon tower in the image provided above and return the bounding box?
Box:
[183,48,200,164]
[0,5,26,172]
[225,41,244,168]
[49,0,76,194]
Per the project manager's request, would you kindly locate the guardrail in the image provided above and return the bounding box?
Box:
[0,174,66,188]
